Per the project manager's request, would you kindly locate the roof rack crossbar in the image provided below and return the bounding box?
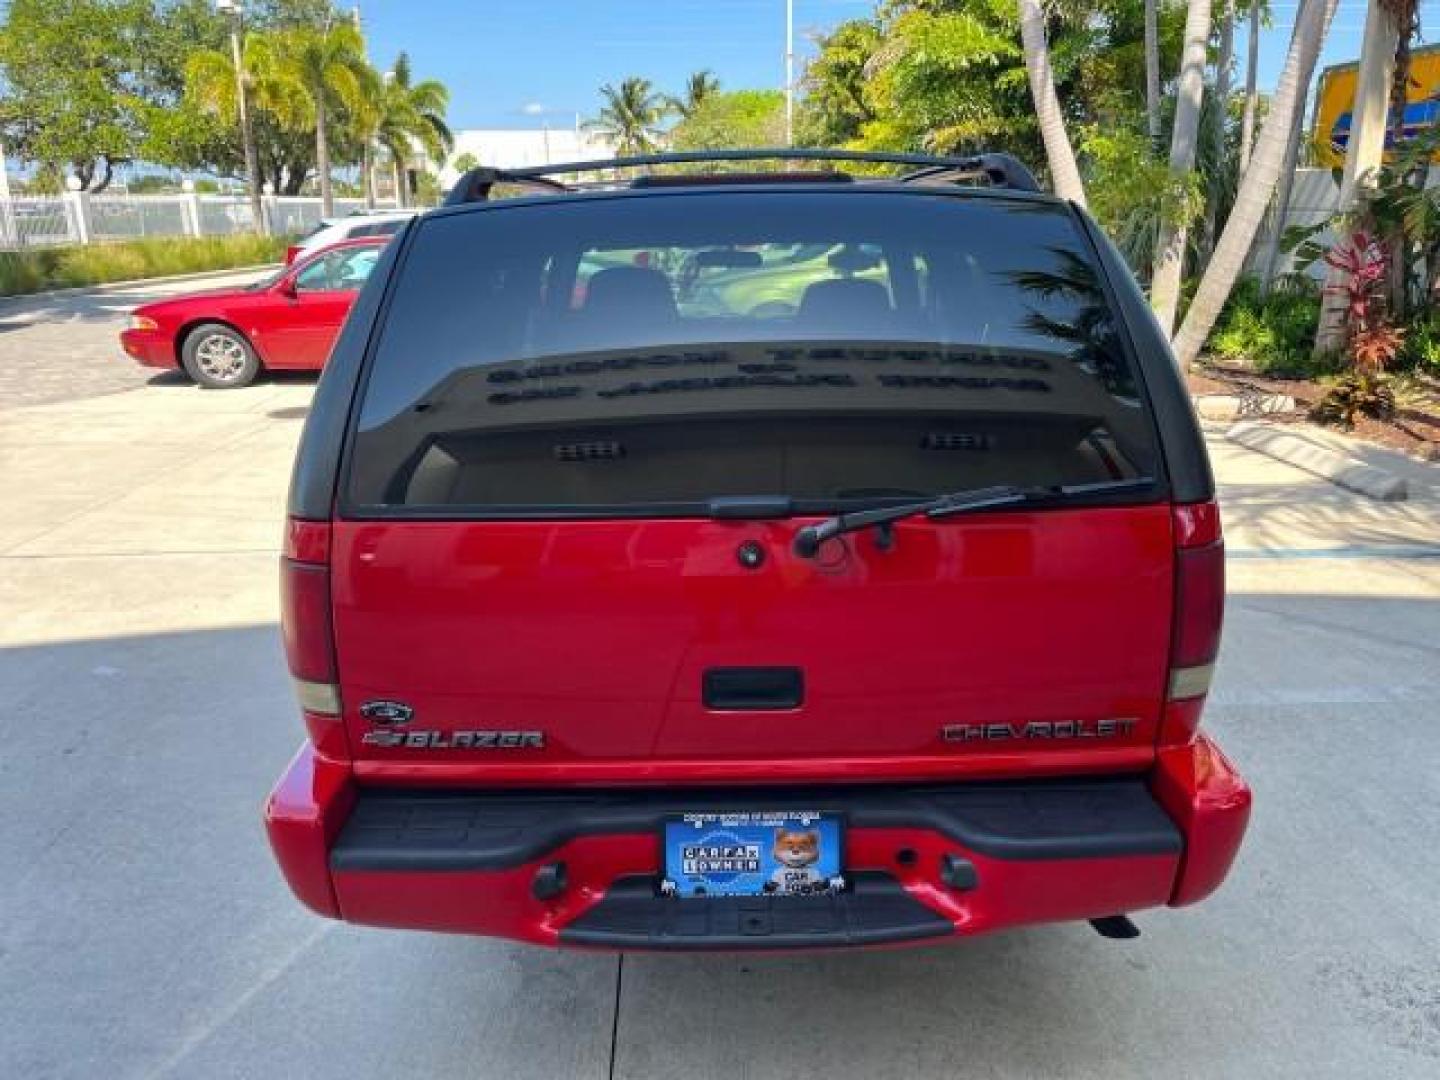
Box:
[445,166,572,205]
[897,153,1039,192]
[443,148,1040,206]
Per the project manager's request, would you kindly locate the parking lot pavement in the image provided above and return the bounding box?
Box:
[0,268,271,410]
[1,380,1438,1079]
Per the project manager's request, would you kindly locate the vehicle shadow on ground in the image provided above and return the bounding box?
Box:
[145,369,318,393]
[613,929,1141,1078]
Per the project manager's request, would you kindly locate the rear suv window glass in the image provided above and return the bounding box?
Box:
[346,192,1158,514]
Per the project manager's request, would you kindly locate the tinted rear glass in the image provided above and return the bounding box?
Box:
[347,191,1157,514]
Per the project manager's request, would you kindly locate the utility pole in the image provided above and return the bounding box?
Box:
[784,0,794,146]
[216,1,267,236]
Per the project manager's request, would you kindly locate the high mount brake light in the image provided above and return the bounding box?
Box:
[281,519,347,757]
[1164,502,1224,746]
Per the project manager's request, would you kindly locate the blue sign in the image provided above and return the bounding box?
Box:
[663,811,843,898]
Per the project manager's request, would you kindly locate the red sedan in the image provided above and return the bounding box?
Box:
[120,236,389,389]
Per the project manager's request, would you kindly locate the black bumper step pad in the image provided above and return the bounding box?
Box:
[559,872,952,950]
[330,777,1180,873]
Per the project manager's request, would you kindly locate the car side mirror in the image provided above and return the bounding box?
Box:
[276,278,298,299]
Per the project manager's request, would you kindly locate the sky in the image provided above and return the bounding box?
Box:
[357,0,1440,133]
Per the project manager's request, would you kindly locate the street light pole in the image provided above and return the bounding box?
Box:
[217,0,267,236]
[784,0,794,146]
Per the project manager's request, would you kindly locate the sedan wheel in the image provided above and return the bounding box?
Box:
[181,324,260,389]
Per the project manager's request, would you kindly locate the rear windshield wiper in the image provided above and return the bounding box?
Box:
[792,478,1156,558]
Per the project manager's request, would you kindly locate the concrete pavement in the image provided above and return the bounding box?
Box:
[1,374,1438,1079]
[0,268,272,410]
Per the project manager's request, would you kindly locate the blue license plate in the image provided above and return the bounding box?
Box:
[662,811,843,898]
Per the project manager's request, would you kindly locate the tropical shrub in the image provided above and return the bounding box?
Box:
[1208,275,1329,376]
[1310,373,1396,428]
[1081,125,1202,273]
[1399,315,1440,372]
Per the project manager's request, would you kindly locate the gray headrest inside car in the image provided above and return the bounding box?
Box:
[797,278,892,329]
[583,267,677,322]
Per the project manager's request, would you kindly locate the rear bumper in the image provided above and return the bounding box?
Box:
[264,737,1250,950]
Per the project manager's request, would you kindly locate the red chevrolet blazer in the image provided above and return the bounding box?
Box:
[265,150,1249,951]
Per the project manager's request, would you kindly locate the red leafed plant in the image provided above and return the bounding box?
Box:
[1350,324,1406,373]
[1314,230,1403,427]
[1321,230,1404,371]
[1323,232,1387,333]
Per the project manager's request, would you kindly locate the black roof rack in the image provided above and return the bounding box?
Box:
[443,148,1041,206]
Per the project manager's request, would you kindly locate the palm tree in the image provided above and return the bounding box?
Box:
[185,33,301,235]
[1203,0,1239,257]
[1016,0,1086,205]
[668,70,720,120]
[269,21,371,217]
[377,53,453,208]
[1388,0,1421,148]
[1150,0,1214,333]
[1214,5,1237,164]
[1240,3,1262,166]
[587,78,669,157]
[346,63,387,210]
[1313,1,1403,354]
[1260,2,1325,294]
[1173,0,1340,370]
[1144,0,1161,143]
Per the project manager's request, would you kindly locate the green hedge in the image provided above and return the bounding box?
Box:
[0,234,289,297]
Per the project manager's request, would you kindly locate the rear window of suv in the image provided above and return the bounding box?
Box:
[345,191,1159,515]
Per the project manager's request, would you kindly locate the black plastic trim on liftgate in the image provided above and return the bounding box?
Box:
[442,148,1042,206]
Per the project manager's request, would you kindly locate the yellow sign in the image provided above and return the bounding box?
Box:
[1313,44,1440,167]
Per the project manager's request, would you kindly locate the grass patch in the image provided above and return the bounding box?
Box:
[0,235,289,297]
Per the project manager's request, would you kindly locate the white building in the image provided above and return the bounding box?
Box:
[438,127,616,187]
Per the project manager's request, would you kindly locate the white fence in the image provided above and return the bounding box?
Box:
[0,192,403,249]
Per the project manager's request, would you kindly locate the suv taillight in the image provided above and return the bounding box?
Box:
[281,519,346,757]
[1164,502,1224,747]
